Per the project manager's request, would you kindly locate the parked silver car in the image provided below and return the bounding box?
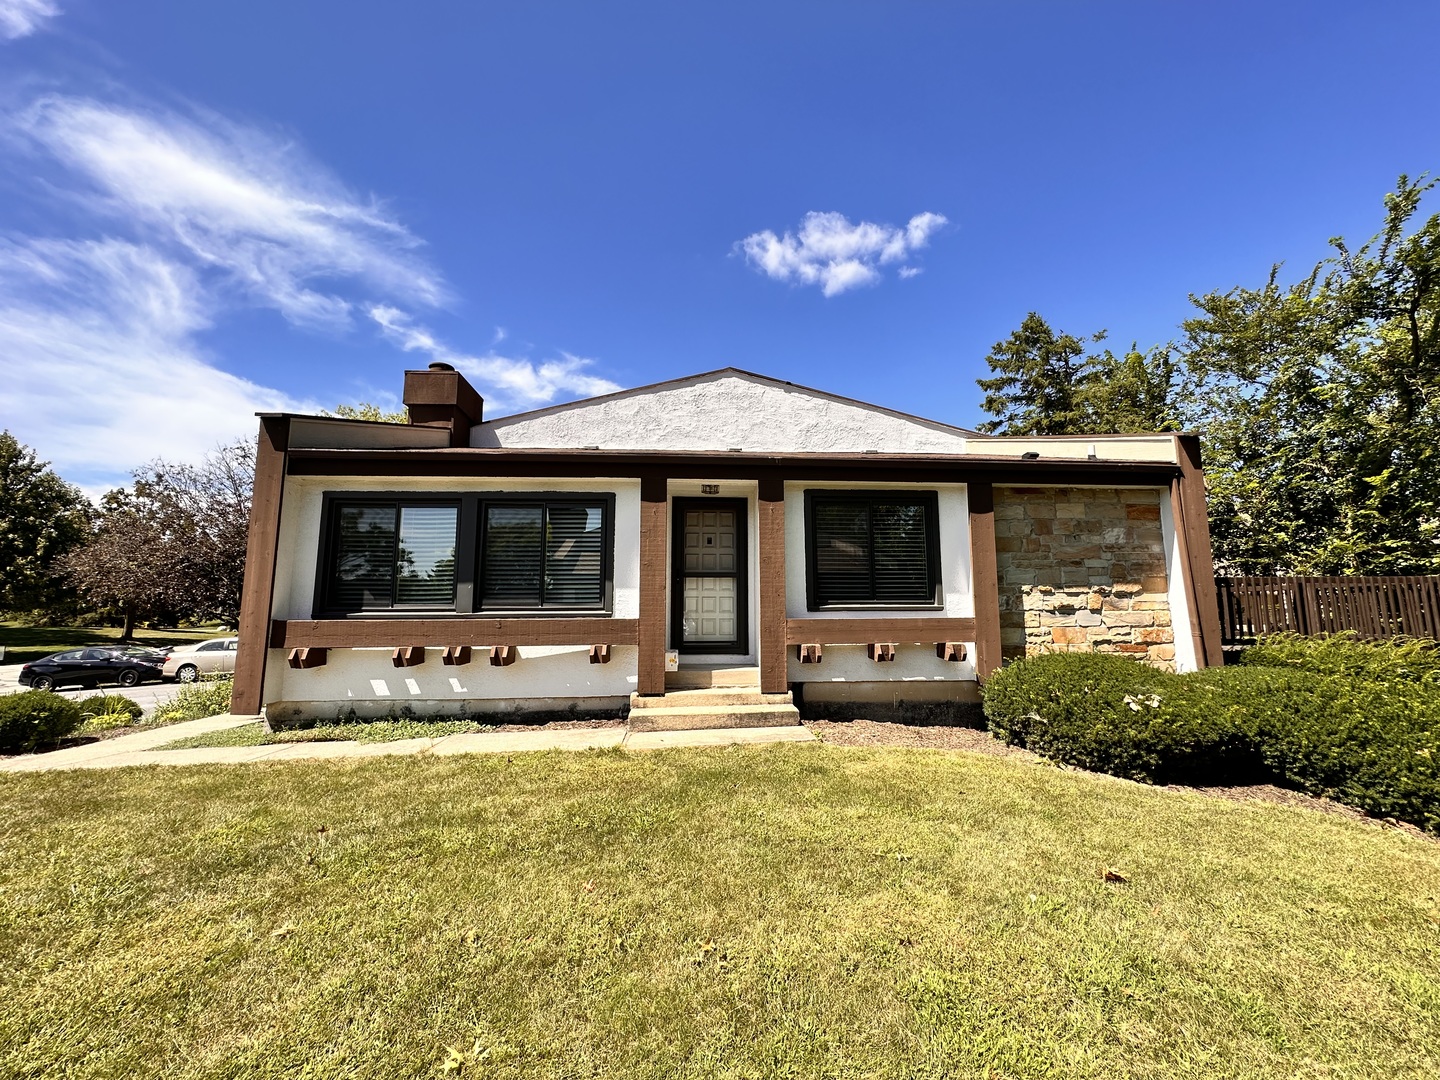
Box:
[162,637,239,682]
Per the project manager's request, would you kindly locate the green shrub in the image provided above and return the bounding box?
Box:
[0,691,85,753]
[78,694,143,721]
[1240,632,1440,685]
[982,652,1440,831]
[150,675,234,725]
[981,653,1255,784]
[79,712,141,734]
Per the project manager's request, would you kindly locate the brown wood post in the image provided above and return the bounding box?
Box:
[968,482,1003,682]
[1174,435,1224,668]
[757,478,787,695]
[232,415,290,716]
[637,473,668,695]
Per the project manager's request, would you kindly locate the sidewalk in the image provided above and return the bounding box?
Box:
[0,716,816,773]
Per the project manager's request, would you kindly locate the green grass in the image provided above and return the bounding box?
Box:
[0,621,220,666]
[1,745,1438,1079]
[158,718,491,749]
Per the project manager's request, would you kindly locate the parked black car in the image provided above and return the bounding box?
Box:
[17,648,166,691]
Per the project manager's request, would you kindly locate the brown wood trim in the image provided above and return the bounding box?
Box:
[757,478,787,694]
[784,617,977,645]
[286,647,326,669]
[270,617,639,649]
[937,642,967,661]
[391,646,424,667]
[233,416,290,715]
[968,482,1003,682]
[589,643,611,664]
[441,645,472,666]
[287,448,1180,486]
[489,645,517,667]
[637,475,668,694]
[1174,436,1224,668]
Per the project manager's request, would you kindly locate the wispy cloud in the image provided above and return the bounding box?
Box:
[0,0,58,41]
[737,210,947,296]
[0,237,313,491]
[369,306,621,411]
[14,95,445,330]
[0,92,622,485]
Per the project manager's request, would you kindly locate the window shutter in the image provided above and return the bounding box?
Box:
[330,505,398,610]
[871,501,931,603]
[481,505,544,607]
[813,501,872,606]
[395,506,458,606]
[543,504,604,606]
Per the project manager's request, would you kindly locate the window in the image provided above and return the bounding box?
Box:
[804,491,940,609]
[322,500,459,612]
[478,499,609,611]
[313,492,614,617]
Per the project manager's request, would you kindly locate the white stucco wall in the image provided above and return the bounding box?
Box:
[782,481,978,684]
[264,475,641,707]
[472,372,975,453]
[1159,490,1199,673]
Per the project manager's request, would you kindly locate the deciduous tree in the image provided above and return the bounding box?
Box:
[0,432,91,615]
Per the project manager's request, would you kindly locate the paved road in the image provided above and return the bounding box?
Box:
[0,664,183,717]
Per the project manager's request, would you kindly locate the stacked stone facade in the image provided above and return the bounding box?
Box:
[993,486,1175,670]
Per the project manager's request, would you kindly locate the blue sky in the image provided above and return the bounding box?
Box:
[2,1,1438,491]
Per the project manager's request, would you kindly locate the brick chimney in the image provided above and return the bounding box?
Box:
[402,362,483,447]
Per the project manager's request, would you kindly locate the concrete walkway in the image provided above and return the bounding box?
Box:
[0,715,816,773]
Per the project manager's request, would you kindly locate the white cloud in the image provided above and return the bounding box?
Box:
[0,92,624,485]
[898,266,921,279]
[0,238,314,491]
[14,95,446,330]
[369,305,622,411]
[0,0,58,41]
[737,210,947,296]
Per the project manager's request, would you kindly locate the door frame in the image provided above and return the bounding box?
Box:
[670,496,749,655]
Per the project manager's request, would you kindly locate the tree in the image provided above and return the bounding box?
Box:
[976,316,1181,435]
[61,440,255,637]
[324,402,408,423]
[976,313,1099,435]
[0,432,91,615]
[1180,175,1440,574]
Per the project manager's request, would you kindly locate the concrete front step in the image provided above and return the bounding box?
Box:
[666,665,761,690]
[628,703,802,732]
[630,688,792,710]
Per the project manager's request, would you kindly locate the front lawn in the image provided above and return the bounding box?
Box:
[0,621,220,666]
[1,745,1437,1079]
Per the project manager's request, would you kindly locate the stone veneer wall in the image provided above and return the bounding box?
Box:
[994,486,1176,669]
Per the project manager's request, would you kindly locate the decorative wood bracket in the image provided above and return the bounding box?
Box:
[867,643,898,662]
[589,643,611,664]
[796,643,822,664]
[441,645,472,666]
[490,644,518,667]
[391,646,425,667]
[936,642,968,662]
[287,647,327,669]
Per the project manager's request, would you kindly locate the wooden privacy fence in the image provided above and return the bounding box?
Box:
[1215,576,1440,645]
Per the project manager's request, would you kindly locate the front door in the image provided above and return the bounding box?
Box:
[671,498,748,654]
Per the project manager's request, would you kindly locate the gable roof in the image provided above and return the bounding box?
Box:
[473,367,979,453]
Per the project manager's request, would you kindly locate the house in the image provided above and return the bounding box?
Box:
[232,366,1222,728]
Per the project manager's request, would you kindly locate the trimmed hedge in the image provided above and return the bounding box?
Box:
[0,691,85,754]
[1240,631,1440,685]
[982,647,1440,833]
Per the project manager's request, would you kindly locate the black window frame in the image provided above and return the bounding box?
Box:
[315,495,464,615]
[803,489,942,611]
[312,490,615,618]
[475,495,615,615]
